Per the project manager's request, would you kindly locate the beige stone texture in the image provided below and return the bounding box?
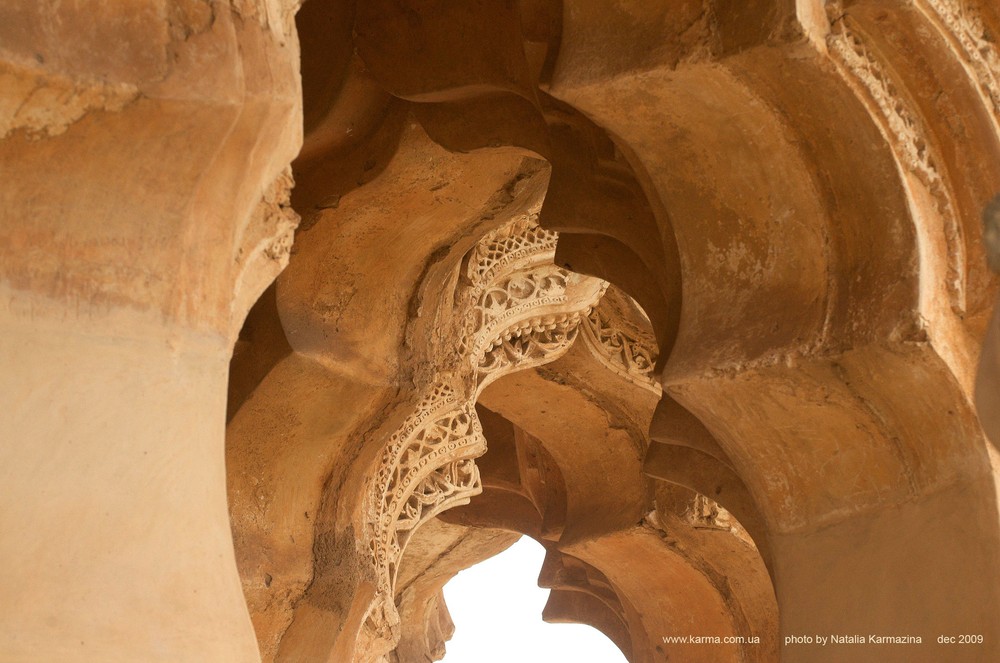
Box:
[5,1,1000,662]
[1,1,301,660]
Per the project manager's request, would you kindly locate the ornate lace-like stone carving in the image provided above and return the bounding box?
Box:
[477,312,583,388]
[579,288,661,393]
[360,215,606,651]
[367,384,482,589]
[580,308,659,392]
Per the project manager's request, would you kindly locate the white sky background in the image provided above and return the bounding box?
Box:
[439,536,629,663]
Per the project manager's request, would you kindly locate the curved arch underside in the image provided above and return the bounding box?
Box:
[9,0,1000,663]
[229,0,1000,662]
[10,1,1000,662]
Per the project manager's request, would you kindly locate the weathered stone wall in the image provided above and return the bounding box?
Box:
[0,2,301,660]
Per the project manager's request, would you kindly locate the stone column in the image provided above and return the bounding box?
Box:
[0,2,301,661]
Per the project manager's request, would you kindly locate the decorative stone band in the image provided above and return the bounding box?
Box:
[467,267,574,363]
[826,15,966,312]
[462,215,559,294]
[579,306,660,394]
[916,0,1000,125]
[359,215,607,653]
[366,384,484,596]
[477,312,585,392]
[827,20,948,200]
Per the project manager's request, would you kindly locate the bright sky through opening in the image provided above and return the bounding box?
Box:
[440,536,629,663]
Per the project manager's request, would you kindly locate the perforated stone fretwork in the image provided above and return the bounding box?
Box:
[360,215,607,650]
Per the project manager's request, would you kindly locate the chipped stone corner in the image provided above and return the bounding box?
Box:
[229,167,301,335]
[0,59,140,140]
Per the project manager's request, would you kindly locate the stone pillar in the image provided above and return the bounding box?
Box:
[0,2,301,660]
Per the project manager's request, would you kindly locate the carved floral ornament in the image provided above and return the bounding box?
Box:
[579,296,661,395]
[357,215,663,654]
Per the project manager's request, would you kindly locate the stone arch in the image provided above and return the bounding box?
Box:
[541,1,1000,657]
[227,142,609,660]
[12,1,1000,662]
[353,215,606,657]
[225,0,1000,661]
[427,339,779,663]
[286,0,1000,658]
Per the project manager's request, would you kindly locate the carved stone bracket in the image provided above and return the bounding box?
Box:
[360,215,606,653]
